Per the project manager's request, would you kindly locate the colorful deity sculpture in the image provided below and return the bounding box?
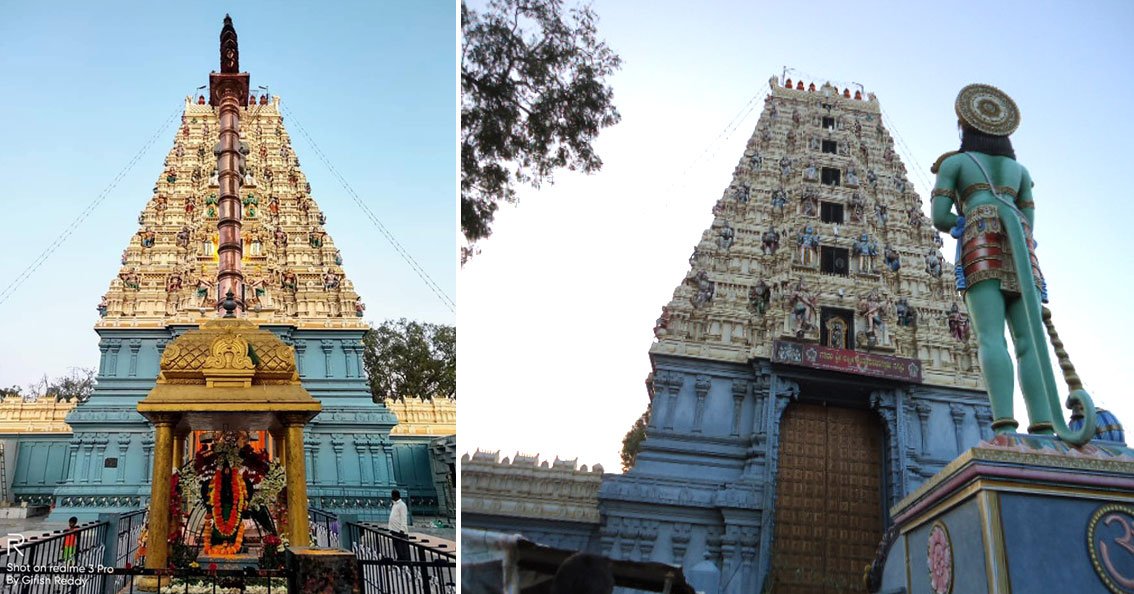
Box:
[797,225,820,266]
[930,84,1095,443]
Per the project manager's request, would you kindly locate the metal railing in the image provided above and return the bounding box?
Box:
[0,565,286,594]
[0,520,108,594]
[110,509,148,594]
[309,506,341,549]
[347,522,455,594]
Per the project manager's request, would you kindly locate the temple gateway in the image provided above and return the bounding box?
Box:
[463,76,999,592]
[0,16,454,529]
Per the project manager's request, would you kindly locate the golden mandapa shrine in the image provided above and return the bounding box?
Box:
[136,310,319,571]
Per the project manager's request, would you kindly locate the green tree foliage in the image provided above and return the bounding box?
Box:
[25,368,96,402]
[620,404,650,472]
[362,319,455,403]
[461,0,621,261]
[0,385,22,399]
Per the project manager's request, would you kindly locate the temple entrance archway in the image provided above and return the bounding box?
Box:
[769,402,884,593]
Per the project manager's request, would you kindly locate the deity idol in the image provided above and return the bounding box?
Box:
[930,84,1095,443]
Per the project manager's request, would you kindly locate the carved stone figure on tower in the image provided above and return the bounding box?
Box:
[323,269,341,291]
[749,281,770,316]
[850,191,866,222]
[718,222,735,250]
[797,225,820,266]
[859,289,885,337]
[800,188,819,217]
[947,303,970,342]
[779,155,791,177]
[853,233,878,273]
[788,280,817,335]
[653,306,671,338]
[925,248,943,278]
[883,244,901,272]
[280,271,297,293]
[690,271,715,309]
[119,268,141,290]
[771,188,788,212]
[907,203,923,229]
[803,160,818,182]
[896,297,916,327]
[846,165,860,186]
[748,150,763,171]
[761,226,781,255]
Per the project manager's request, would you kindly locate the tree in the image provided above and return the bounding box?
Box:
[23,368,96,402]
[461,0,621,261]
[362,319,456,403]
[620,404,650,472]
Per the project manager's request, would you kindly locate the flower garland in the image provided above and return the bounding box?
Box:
[201,518,246,557]
[211,468,245,537]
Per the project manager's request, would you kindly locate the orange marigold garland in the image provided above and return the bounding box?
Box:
[202,518,246,556]
[210,467,245,537]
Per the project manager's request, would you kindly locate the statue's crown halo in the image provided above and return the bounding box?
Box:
[955,83,1020,137]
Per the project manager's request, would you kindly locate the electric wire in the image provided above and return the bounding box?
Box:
[0,105,182,308]
[279,103,455,313]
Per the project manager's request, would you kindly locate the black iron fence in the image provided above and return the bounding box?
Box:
[1,565,286,594]
[346,522,455,594]
[0,519,108,594]
[0,509,454,594]
[309,506,341,549]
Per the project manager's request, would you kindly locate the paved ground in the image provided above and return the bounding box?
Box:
[0,515,69,540]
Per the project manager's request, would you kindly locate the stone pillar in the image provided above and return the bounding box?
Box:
[692,375,710,433]
[662,373,682,430]
[284,420,311,547]
[731,380,748,437]
[355,439,371,484]
[916,402,932,453]
[172,431,187,470]
[671,522,692,567]
[144,419,175,571]
[950,403,967,453]
[321,340,335,378]
[115,435,130,484]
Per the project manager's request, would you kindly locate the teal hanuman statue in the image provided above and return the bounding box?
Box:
[930,84,1096,444]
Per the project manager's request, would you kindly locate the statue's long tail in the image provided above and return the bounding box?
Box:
[1000,208,1096,445]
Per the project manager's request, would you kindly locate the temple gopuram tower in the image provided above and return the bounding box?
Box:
[596,77,992,593]
[41,16,420,522]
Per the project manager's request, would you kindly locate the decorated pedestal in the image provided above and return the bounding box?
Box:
[871,434,1134,594]
[286,547,360,594]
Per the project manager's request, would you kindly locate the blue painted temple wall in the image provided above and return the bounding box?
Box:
[17,325,440,522]
[469,353,991,593]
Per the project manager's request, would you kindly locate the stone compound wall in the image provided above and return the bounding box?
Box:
[461,450,604,552]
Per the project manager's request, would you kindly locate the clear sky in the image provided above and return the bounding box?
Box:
[0,2,456,389]
[460,0,1134,472]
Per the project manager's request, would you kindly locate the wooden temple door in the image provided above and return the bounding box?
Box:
[769,403,884,593]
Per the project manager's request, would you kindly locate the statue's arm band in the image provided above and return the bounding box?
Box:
[931,188,957,201]
[1017,200,1035,209]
